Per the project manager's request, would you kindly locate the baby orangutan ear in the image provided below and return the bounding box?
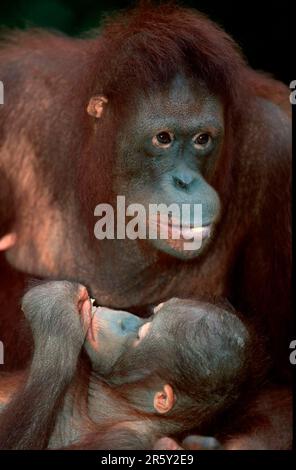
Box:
[87,95,108,118]
[153,384,175,414]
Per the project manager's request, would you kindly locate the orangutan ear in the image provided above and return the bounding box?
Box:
[87,95,108,118]
[153,384,175,414]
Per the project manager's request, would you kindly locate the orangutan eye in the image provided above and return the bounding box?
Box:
[152,131,174,148]
[193,133,212,148]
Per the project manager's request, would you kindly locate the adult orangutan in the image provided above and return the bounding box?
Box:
[0,2,291,449]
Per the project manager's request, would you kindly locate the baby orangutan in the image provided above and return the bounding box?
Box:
[0,281,255,450]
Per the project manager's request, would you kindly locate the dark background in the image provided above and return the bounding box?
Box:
[0,0,292,84]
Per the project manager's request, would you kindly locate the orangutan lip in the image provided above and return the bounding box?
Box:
[151,214,212,231]
[90,297,99,307]
[157,221,212,239]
